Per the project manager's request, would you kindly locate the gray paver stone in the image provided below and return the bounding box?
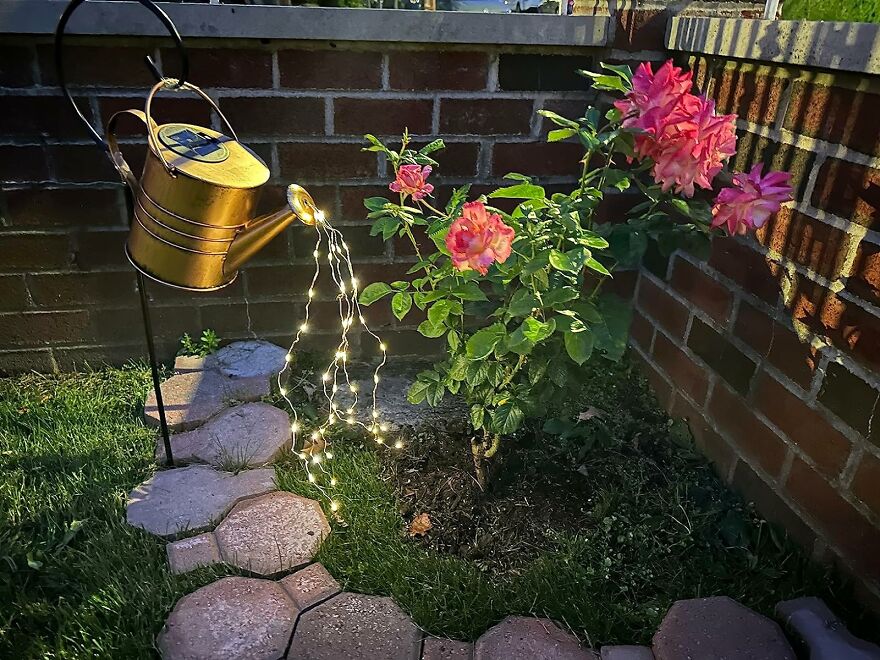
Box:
[156,402,291,468]
[166,532,221,574]
[288,592,421,659]
[776,597,880,660]
[126,465,276,538]
[145,369,267,432]
[600,646,655,660]
[207,340,288,380]
[652,596,796,660]
[174,355,209,374]
[279,563,340,609]
[423,637,474,659]
[475,616,596,660]
[157,576,297,660]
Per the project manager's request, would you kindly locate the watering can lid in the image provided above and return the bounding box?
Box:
[152,122,270,190]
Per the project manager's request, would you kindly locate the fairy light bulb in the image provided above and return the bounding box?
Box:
[308,473,316,483]
[350,383,358,393]
[376,437,384,445]
[351,277,358,289]
[308,288,315,299]
[291,421,300,433]
[312,454,322,465]
[372,410,379,419]
[322,372,330,382]
[394,440,404,449]
[279,387,288,396]
[330,477,338,486]
[380,423,389,432]
[299,323,308,332]
[325,451,334,459]
[298,452,307,460]
[330,500,340,512]
[285,353,294,362]
[310,431,320,441]
[332,384,338,393]
[313,249,320,258]
[374,374,380,383]
[379,343,387,352]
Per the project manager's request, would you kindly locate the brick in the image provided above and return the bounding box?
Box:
[389,51,489,91]
[162,47,272,88]
[653,331,709,405]
[670,395,735,477]
[594,192,641,225]
[0,234,72,273]
[243,264,323,298]
[732,131,815,199]
[0,310,90,346]
[817,362,879,437]
[0,146,51,183]
[629,309,653,350]
[148,273,245,305]
[631,350,674,411]
[0,46,35,87]
[768,323,820,390]
[708,382,788,478]
[733,300,775,356]
[0,276,29,311]
[492,141,583,178]
[431,142,480,178]
[785,81,880,157]
[613,9,668,50]
[811,159,880,228]
[218,96,325,138]
[538,99,592,133]
[730,460,816,549]
[39,44,158,87]
[756,207,850,280]
[852,451,880,518]
[688,316,756,395]
[361,328,442,359]
[256,184,336,219]
[339,185,390,221]
[637,277,689,338]
[72,230,130,270]
[279,50,382,90]
[498,54,593,92]
[708,238,780,305]
[710,67,786,127]
[278,143,376,180]
[786,457,880,581]
[27,271,137,308]
[88,305,199,346]
[670,257,732,325]
[439,98,533,136]
[753,371,851,478]
[47,144,120,184]
[334,98,433,137]
[4,187,124,228]
[848,240,880,307]
[0,348,55,375]
[0,95,94,139]
[100,96,212,136]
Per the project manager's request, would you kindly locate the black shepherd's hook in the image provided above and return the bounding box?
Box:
[54,0,190,153]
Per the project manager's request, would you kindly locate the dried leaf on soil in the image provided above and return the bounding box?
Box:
[409,512,433,536]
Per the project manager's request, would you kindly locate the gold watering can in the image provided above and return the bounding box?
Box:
[107,79,319,291]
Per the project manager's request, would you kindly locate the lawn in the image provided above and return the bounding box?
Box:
[0,356,872,657]
[782,0,878,22]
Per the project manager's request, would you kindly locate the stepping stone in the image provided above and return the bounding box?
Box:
[157,576,297,660]
[600,646,654,660]
[126,465,276,538]
[206,340,289,381]
[288,592,421,659]
[145,369,268,432]
[423,637,474,659]
[475,616,596,660]
[776,597,880,659]
[155,402,291,468]
[166,532,221,575]
[280,563,340,609]
[652,596,796,660]
[214,491,330,576]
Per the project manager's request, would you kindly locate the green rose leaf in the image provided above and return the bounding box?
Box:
[391,292,412,321]
[470,405,486,430]
[359,282,394,306]
[466,324,506,360]
[547,128,577,142]
[564,328,594,365]
[428,300,452,326]
[508,290,539,317]
[489,183,546,200]
[586,257,612,276]
[549,250,578,273]
[417,319,447,338]
[491,400,524,435]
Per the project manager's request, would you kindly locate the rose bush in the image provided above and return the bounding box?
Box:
[358,61,791,485]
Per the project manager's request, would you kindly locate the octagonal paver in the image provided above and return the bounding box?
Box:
[288,592,421,659]
[423,637,474,659]
[126,465,276,538]
[652,596,795,660]
[156,402,291,468]
[145,369,268,432]
[158,576,297,660]
[475,616,596,660]
[280,563,340,609]
[214,491,329,576]
[206,340,289,380]
[166,532,221,575]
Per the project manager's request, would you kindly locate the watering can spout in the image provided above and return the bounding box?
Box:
[223,185,320,275]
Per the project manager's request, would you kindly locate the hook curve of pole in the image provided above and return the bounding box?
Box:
[54,0,190,153]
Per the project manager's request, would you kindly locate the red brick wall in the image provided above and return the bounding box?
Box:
[630,57,880,605]
[0,36,621,372]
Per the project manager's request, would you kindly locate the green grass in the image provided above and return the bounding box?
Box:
[782,0,878,23]
[0,359,871,657]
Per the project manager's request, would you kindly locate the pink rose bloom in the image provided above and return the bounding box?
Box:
[390,164,434,201]
[649,95,737,197]
[445,201,515,275]
[711,163,793,235]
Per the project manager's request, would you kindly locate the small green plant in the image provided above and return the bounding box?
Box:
[177,329,221,357]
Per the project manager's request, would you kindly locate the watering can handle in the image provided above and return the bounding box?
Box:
[144,79,240,176]
[105,109,157,191]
